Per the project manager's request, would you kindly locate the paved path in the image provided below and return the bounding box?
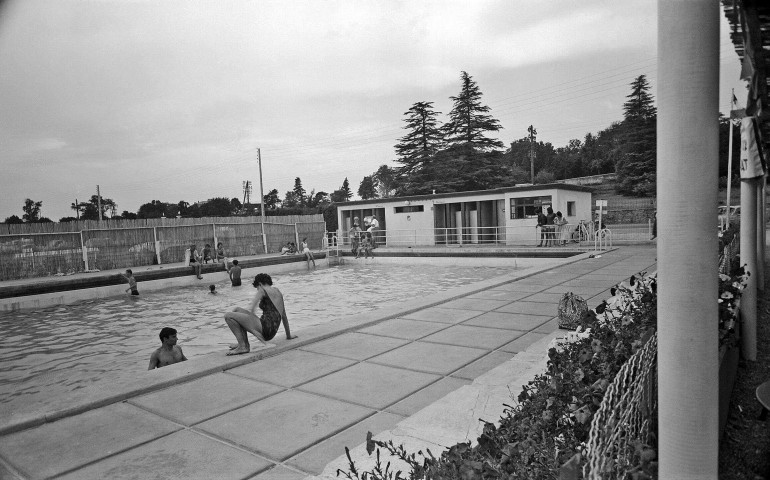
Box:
[0,246,656,480]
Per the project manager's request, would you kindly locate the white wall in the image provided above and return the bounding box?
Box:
[385,201,434,245]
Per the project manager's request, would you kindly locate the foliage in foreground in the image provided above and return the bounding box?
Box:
[338,268,747,480]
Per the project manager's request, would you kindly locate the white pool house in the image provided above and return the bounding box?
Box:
[335,184,593,246]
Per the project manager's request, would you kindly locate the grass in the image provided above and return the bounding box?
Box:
[718,252,770,479]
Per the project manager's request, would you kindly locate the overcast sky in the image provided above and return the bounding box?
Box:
[0,0,745,221]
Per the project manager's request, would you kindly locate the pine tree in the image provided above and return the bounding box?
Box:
[443,71,504,151]
[394,101,444,175]
[292,178,306,207]
[623,75,656,121]
[341,177,352,201]
[617,75,657,196]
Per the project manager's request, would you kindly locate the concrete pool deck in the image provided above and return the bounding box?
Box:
[0,245,657,480]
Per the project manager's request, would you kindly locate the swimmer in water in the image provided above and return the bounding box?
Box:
[148,327,188,369]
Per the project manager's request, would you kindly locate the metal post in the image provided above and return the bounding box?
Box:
[658,1,720,477]
[80,230,89,271]
[258,148,267,254]
[741,177,758,360]
[726,90,735,223]
[212,223,218,261]
[153,227,161,265]
[757,176,766,290]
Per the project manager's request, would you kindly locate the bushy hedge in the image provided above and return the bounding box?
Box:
[339,269,747,480]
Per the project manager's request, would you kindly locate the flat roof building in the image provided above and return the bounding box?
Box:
[336,184,592,247]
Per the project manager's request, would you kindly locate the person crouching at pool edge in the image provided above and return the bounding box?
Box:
[224,273,296,355]
[148,327,188,369]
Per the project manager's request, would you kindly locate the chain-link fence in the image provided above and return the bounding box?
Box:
[585,334,658,479]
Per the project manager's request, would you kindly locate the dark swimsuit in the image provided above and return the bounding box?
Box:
[259,294,282,341]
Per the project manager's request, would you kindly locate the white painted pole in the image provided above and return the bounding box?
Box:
[757,177,766,289]
[153,227,161,265]
[258,148,267,254]
[740,177,758,360]
[80,231,89,271]
[657,1,720,478]
[726,90,734,222]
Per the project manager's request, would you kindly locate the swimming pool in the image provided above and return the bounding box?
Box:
[0,261,523,414]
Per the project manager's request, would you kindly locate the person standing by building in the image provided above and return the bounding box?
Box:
[350,219,362,255]
[367,215,380,248]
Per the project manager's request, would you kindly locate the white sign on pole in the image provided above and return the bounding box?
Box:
[595,200,608,207]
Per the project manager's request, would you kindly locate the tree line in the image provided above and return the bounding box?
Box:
[357,72,738,200]
[4,71,740,226]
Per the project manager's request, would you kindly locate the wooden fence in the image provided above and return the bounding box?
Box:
[0,217,326,281]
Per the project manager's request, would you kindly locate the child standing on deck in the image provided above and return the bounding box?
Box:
[121,269,139,296]
[301,237,316,270]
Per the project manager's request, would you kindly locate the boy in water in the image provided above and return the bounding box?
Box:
[122,269,139,296]
[148,327,187,370]
[227,259,242,286]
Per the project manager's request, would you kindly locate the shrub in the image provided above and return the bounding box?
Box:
[339,269,746,480]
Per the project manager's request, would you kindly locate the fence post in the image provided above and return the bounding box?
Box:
[153,227,162,265]
[80,230,89,271]
[262,222,268,254]
[212,223,218,259]
[294,223,300,250]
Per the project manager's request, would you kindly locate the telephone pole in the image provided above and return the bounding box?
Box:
[528,125,537,184]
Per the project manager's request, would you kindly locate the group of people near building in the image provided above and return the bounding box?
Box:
[536,207,571,247]
[349,215,378,259]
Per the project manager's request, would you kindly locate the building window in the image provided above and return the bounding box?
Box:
[567,201,576,217]
[394,205,424,213]
[510,196,552,219]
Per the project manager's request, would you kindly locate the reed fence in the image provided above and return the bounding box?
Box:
[0,214,323,234]
[0,217,326,281]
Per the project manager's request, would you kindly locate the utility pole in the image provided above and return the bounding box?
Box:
[74,198,79,220]
[528,125,537,184]
[96,185,102,225]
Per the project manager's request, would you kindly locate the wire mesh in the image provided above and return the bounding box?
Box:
[585,334,658,479]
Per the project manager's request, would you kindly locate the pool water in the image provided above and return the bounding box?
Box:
[0,262,513,412]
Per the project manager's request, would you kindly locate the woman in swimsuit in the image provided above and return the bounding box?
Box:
[223,273,296,355]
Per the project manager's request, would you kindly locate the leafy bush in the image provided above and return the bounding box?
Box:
[338,269,747,480]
